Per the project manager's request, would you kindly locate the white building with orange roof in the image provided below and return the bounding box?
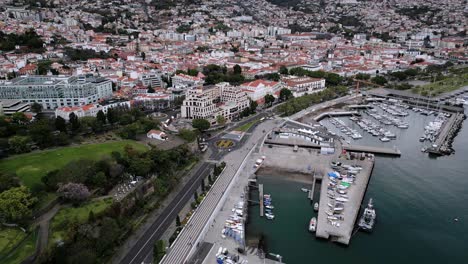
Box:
[240,79,282,104]
[172,73,205,88]
[282,76,326,97]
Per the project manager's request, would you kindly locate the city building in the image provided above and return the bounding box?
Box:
[240,79,282,104]
[55,100,131,121]
[141,71,164,88]
[172,73,205,89]
[282,76,326,97]
[0,75,113,109]
[146,129,167,140]
[0,99,30,115]
[181,83,249,123]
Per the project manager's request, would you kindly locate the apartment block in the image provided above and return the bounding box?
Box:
[0,75,113,109]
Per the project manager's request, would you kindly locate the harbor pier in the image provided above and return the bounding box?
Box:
[315,154,375,245]
[343,144,401,156]
[259,184,264,217]
[428,113,465,155]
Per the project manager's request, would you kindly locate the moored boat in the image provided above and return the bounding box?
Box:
[358,198,376,231]
[309,217,317,232]
[314,202,319,211]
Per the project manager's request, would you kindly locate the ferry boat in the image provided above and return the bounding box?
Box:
[309,217,317,232]
[358,198,376,232]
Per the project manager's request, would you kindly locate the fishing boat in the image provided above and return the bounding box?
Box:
[314,202,319,211]
[309,217,317,232]
[358,198,376,231]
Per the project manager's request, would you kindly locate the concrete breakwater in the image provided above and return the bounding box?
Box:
[429,113,466,155]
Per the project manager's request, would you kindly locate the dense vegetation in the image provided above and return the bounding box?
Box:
[288,68,344,86]
[277,86,348,116]
[0,106,159,157]
[64,47,110,61]
[202,64,245,85]
[42,144,197,263]
[0,29,44,52]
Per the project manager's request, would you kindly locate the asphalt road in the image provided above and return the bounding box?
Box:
[119,162,213,264]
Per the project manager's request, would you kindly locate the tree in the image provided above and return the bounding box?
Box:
[128,157,153,177]
[201,178,206,192]
[192,119,210,132]
[11,112,28,123]
[0,186,37,223]
[371,76,388,86]
[264,94,275,107]
[178,128,197,142]
[147,85,155,93]
[194,191,199,201]
[279,88,293,101]
[69,112,80,133]
[57,182,91,204]
[153,240,165,263]
[216,115,226,126]
[0,172,20,193]
[96,110,107,124]
[29,119,54,148]
[355,73,371,80]
[176,215,181,227]
[106,108,118,124]
[31,102,43,114]
[279,66,289,75]
[96,217,120,255]
[141,52,146,61]
[233,64,242,75]
[8,136,32,154]
[55,116,67,132]
[249,100,258,114]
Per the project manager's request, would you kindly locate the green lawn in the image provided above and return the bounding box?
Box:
[0,228,36,264]
[49,198,113,247]
[236,119,259,132]
[0,140,147,188]
[412,73,468,97]
[0,228,27,259]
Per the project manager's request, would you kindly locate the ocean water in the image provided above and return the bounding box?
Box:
[247,109,468,263]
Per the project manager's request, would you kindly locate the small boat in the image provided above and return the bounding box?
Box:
[301,188,308,192]
[421,147,427,153]
[419,136,426,142]
[358,198,376,231]
[335,197,349,202]
[309,217,317,232]
[265,213,275,220]
[380,137,390,142]
[314,202,319,211]
[265,205,274,209]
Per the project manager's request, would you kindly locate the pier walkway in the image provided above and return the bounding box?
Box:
[343,144,401,156]
[316,156,375,245]
[314,111,360,121]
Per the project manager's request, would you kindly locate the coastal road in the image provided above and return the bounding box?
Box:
[119,162,213,264]
[161,119,278,264]
[118,113,269,264]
